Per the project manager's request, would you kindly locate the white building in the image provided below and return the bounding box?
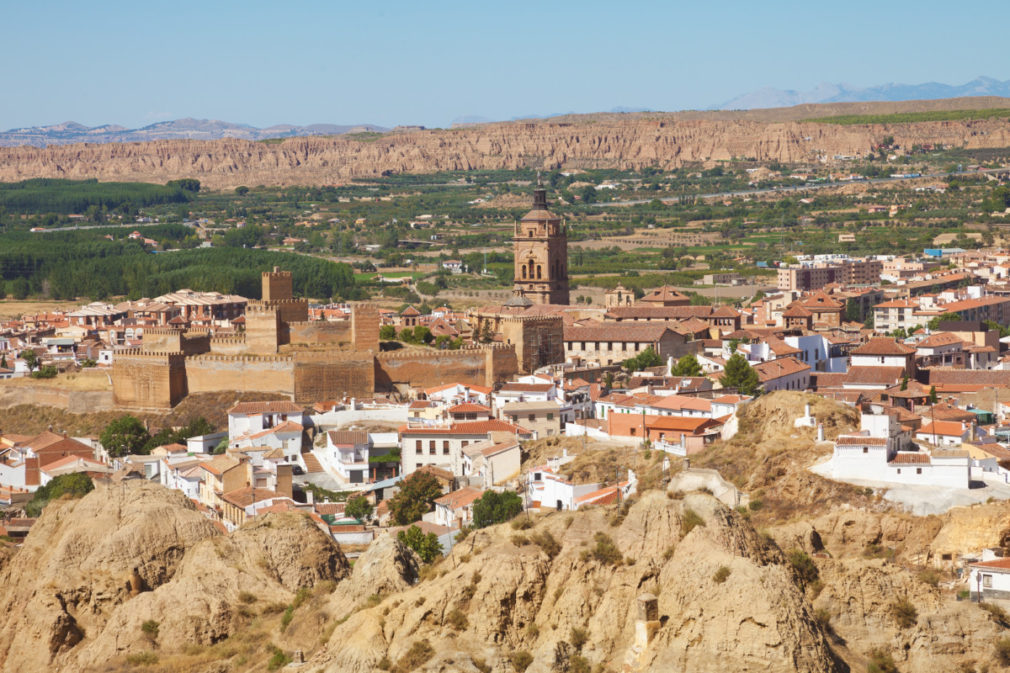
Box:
[325,431,370,484]
[828,412,969,488]
[969,553,1010,600]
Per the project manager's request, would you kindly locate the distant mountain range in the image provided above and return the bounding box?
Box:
[716,76,1010,110]
[0,118,389,147]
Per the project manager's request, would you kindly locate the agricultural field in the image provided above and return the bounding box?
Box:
[0,149,1007,310]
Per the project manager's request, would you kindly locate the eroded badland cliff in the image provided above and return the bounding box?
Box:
[2,99,1010,189]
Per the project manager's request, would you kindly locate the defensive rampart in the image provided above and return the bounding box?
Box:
[186,353,294,396]
[374,344,517,391]
[111,351,188,408]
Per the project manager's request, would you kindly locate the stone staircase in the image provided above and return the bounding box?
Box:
[302,452,324,474]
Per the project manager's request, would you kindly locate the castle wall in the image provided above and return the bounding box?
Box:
[292,352,374,403]
[374,345,517,391]
[186,354,294,396]
[142,328,182,353]
[288,320,353,346]
[180,332,211,356]
[267,299,309,325]
[209,335,248,355]
[112,351,188,408]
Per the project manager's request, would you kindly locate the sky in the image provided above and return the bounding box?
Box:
[2,0,1007,130]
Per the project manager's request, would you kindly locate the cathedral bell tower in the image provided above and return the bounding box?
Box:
[512,185,570,305]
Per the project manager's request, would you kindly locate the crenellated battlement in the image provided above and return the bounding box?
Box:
[190,352,293,363]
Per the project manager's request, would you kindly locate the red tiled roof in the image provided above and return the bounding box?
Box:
[752,356,811,382]
[970,558,1010,571]
[565,322,672,343]
[917,421,966,437]
[916,333,965,349]
[448,402,492,414]
[434,486,483,509]
[890,453,930,465]
[843,366,906,386]
[228,401,304,415]
[851,337,915,356]
[327,430,368,446]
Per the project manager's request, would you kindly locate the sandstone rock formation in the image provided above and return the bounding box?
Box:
[0,480,346,673]
[310,491,840,673]
[1,114,1009,189]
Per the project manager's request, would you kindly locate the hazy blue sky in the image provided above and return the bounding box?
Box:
[3,0,1004,129]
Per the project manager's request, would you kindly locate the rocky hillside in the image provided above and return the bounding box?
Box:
[0,480,346,673]
[1,107,1010,189]
[5,402,1010,672]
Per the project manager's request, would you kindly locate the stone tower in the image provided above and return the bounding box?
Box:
[513,187,569,305]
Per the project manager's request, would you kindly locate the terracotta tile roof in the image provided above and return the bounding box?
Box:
[448,402,492,414]
[890,453,930,464]
[843,366,906,386]
[434,486,483,509]
[605,306,714,321]
[228,401,304,415]
[650,395,712,412]
[574,485,621,506]
[327,430,369,446]
[928,368,1010,387]
[969,558,1010,571]
[640,286,690,303]
[565,322,672,342]
[415,465,454,481]
[249,420,303,439]
[917,421,966,437]
[499,383,554,393]
[874,299,919,309]
[851,337,915,356]
[782,305,813,318]
[648,416,718,432]
[916,333,966,348]
[752,356,811,382]
[221,487,283,508]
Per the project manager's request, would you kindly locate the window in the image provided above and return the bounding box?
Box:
[896,468,901,474]
[529,414,536,422]
[984,574,993,588]
[442,440,450,454]
[863,447,868,454]
[916,467,922,474]
[429,440,436,455]
[415,440,422,451]
[547,413,554,420]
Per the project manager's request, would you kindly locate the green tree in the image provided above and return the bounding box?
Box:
[844,298,862,323]
[671,353,702,377]
[929,385,939,404]
[24,473,94,517]
[167,178,201,193]
[413,325,434,345]
[388,471,443,525]
[21,349,38,371]
[345,495,373,521]
[100,415,151,457]
[379,324,396,340]
[720,353,760,395]
[397,524,443,563]
[9,277,29,300]
[472,490,523,528]
[235,186,250,196]
[624,346,662,372]
[579,185,597,204]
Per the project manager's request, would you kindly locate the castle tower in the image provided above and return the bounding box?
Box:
[513,187,569,305]
[262,266,293,302]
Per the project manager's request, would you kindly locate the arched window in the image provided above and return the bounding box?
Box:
[528,260,535,278]
[537,265,542,279]
[522,266,527,279]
